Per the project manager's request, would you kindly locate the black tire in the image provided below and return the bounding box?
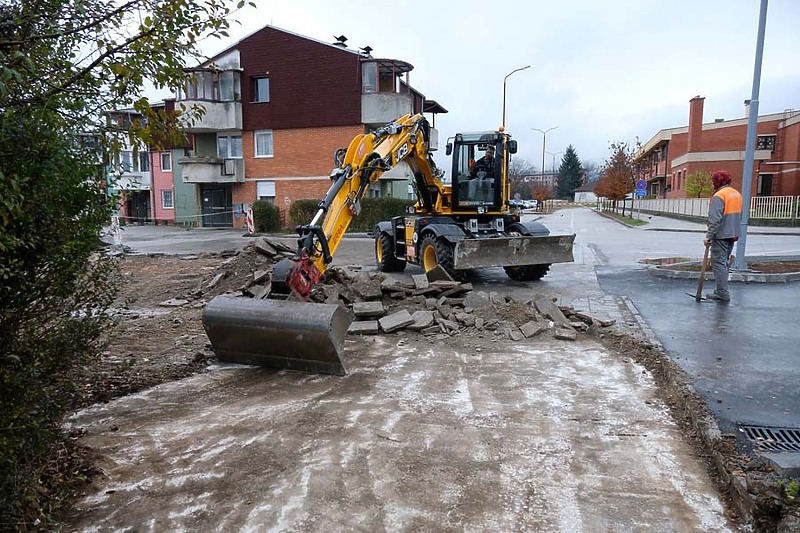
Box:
[375,232,406,272]
[503,263,551,281]
[419,235,466,281]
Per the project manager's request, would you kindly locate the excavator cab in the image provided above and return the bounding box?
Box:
[448,132,516,213]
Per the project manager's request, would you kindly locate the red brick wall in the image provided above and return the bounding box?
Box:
[238,27,362,130]
[231,124,364,227]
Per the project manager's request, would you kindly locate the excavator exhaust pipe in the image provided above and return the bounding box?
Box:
[202,296,353,375]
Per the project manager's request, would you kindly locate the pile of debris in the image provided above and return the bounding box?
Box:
[194,236,616,341]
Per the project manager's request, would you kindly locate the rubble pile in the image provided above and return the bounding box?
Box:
[193,236,616,341]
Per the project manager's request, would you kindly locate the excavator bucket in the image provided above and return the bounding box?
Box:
[202,296,353,375]
[453,234,575,270]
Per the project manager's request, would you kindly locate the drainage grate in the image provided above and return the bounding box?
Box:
[739,425,800,453]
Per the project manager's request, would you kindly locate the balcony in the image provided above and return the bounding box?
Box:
[361,93,414,127]
[114,171,151,190]
[178,100,242,133]
[180,156,244,183]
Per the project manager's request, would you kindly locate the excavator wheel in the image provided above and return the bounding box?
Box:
[419,235,466,281]
[503,263,550,281]
[375,232,406,272]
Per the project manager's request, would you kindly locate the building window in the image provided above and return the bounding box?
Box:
[756,135,776,151]
[139,153,150,172]
[161,152,172,171]
[161,189,174,209]
[256,180,275,201]
[252,76,270,102]
[362,61,377,94]
[217,135,243,159]
[255,130,274,158]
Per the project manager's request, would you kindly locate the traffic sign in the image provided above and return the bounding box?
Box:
[635,179,647,190]
[635,189,647,197]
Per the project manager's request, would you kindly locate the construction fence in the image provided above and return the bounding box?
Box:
[597,195,800,222]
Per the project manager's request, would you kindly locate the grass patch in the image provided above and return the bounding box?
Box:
[602,211,649,226]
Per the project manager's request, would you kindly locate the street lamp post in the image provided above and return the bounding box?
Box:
[547,151,563,172]
[502,65,531,128]
[531,127,558,178]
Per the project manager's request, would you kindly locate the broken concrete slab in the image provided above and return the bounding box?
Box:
[348,321,380,335]
[520,320,549,338]
[504,326,524,341]
[436,317,460,334]
[454,312,476,328]
[352,301,386,318]
[353,279,383,301]
[426,265,454,282]
[246,285,269,300]
[407,310,435,331]
[554,328,578,341]
[534,297,571,325]
[463,291,491,310]
[573,310,617,327]
[253,270,270,284]
[411,274,430,290]
[254,238,278,258]
[205,272,226,289]
[379,310,415,333]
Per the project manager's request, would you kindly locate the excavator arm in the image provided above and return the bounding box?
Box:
[278,113,439,299]
[203,115,441,375]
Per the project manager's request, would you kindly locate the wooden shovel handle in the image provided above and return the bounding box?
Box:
[695,241,711,301]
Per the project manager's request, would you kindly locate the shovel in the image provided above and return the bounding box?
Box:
[687,241,710,302]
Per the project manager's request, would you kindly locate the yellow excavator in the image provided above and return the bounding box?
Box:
[203,114,575,374]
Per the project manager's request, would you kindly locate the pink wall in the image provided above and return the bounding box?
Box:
[151,150,175,223]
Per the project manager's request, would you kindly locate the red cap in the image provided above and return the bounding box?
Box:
[711,170,731,189]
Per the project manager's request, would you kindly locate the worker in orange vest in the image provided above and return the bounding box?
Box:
[704,170,743,302]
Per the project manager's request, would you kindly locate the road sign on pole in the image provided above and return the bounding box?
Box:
[635,179,647,191]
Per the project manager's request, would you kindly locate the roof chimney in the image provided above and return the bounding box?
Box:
[333,35,348,48]
[687,95,705,153]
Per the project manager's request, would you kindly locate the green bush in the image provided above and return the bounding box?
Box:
[287,197,415,233]
[0,110,119,528]
[251,200,281,233]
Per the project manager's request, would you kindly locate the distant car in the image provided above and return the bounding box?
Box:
[522,200,538,209]
[508,199,524,208]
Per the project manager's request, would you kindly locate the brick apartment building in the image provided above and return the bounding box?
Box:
[635,96,800,199]
[172,25,446,228]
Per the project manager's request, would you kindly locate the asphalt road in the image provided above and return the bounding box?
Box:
[596,268,800,431]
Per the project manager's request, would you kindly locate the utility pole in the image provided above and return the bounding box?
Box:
[733,0,768,271]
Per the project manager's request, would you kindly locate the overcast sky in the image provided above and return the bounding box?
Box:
[184,0,799,170]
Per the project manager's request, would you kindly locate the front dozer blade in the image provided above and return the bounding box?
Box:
[454,234,575,270]
[202,296,353,375]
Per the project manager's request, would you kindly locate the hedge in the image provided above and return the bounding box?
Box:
[288,197,415,233]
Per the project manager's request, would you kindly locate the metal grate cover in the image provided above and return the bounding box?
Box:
[739,425,800,453]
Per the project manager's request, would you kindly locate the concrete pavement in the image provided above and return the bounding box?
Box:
[70,219,745,531]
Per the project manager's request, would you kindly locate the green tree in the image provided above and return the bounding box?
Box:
[685,170,713,197]
[556,145,584,199]
[0,0,243,527]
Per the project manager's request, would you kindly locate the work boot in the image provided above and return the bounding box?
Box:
[704,292,730,302]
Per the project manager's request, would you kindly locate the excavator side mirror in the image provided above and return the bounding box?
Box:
[508,140,518,154]
[445,142,452,156]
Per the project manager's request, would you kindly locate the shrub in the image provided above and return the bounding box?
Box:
[0,110,120,527]
[287,197,415,233]
[251,200,281,233]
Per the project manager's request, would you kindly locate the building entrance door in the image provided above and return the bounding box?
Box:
[200,185,232,227]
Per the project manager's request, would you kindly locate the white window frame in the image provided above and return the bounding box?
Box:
[252,76,270,103]
[255,130,274,158]
[217,134,243,159]
[161,189,174,209]
[161,152,172,172]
